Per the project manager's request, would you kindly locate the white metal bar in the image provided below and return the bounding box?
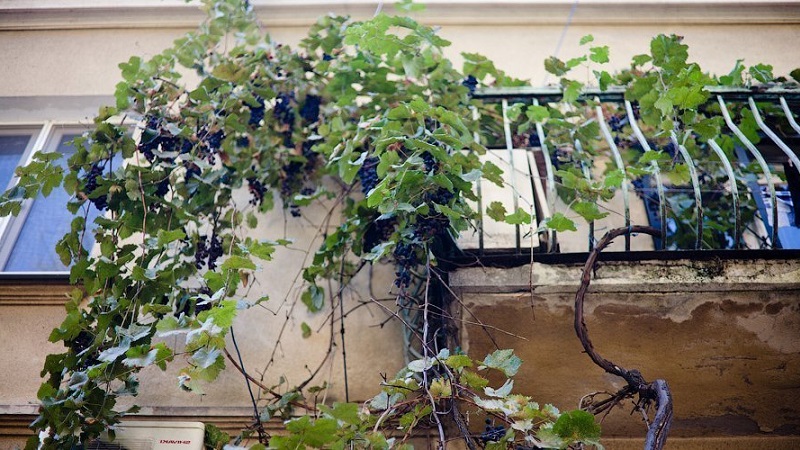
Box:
[573,139,595,251]
[749,97,800,172]
[718,96,778,248]
[501,99,521,251]
[595,100,631,251]
[670,131,703,250]
[779,97,800,135]
[625,100,667,249]
[532,98,556,252]
[707,139,741,248]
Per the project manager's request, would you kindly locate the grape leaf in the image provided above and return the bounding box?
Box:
[542,213,577,232]
[480,349,522,377]
[505,208,532,225]
[486,201,507,222]
[572,201,608,221]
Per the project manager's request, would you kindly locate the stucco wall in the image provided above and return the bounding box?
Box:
[450,257,800,446]
[1,1,800,448]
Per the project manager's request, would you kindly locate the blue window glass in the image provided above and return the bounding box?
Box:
[0,134,32,190]
[4,134,105,272]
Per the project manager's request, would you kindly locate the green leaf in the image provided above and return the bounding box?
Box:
[639,150,666,164]
[544,57,568,76]
[98,337,131,363]
[505,208,532,225]
[319,402,360,425]
[604,169,624,188]
[480,349,522,377]
[562,80,583,104]
[486,201,507,222]
[594,70,613,91]
[461,370,489,389]
[654,95,673,115]
[565,56,587,70]
[220,255,256,271]
[157,229,185,247]
[481,160,504,187]
[395,0,426,12]
[301,322,312,339]
[589,45,609,64]
[791,68,800,84]
[542,212,577,232]
[302,284,325,312]
[552,410,602,442]
[248,240,277,261]
[749,63,774,83]
[579,34,594,45]
[203,300,238,329]
[445,354,473,370]
[526,105,550,122]
[719,59,745,86]
[484,379,514,397]
[631,54,652,67]
[572,201,608,221]
[387,104,412,120]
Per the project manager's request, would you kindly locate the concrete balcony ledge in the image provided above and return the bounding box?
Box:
[449,257,800,294]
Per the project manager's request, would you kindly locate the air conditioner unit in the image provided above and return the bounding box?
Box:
[87,421,205,450]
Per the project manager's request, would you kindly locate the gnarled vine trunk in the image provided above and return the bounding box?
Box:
[574,225,673,450]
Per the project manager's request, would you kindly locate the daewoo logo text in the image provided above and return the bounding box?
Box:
[159,439,192,445]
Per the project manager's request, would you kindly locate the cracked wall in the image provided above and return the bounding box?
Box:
[452,258,800,440]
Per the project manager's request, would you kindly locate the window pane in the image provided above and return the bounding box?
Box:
[4,134,102,272]
[0,134,32,190]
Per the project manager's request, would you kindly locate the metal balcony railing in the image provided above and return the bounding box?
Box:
[456,87,800,255]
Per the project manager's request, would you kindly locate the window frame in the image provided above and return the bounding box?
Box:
[0,121,96,275]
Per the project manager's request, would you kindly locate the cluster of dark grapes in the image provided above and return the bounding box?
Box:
[300,95,321,123]
[138,116,192,163]
[479,420,507,443]
[363,217,397,252]
[421,151,439,173]
[84,161,108,211]
[69,330,99,369]
[608,114,629,132]
[274,92,295,126]
[301,140,320,171]
[195,234,223,270]
[424,187,454,206]
[528,132,541,147]
[414,214,450,241]
[183,160,201,179]
[357,156,380,194]
[550,147,575,170]
[281,161,305,197]
[175,286,214,317]
[154,178,170,198]
[288,186,316,217]
[248,96,266,127]
[197,128,225,164]
[393,242,419,288]
[462,75,478,95]
[247,177,266,206]
[661,142,677,158]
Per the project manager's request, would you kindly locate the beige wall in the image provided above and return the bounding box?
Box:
[451,258,800,446]
[1,1,799,99]
[1,1,800,448]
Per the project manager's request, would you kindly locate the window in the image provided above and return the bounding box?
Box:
[0,124,98,273]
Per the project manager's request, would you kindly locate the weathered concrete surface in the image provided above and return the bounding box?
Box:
[452,258,800,443]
